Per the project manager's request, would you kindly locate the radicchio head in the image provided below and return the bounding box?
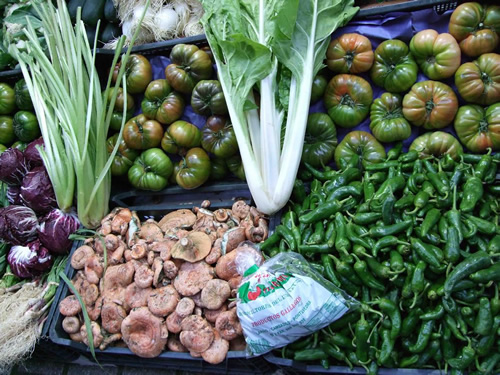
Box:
[23,137,44,169]
[20,166,56,214]
[7,239,53,278]
[38,208,80,255]
[0,148,28,185]
[7,185,22,205]
[0,205,38,245]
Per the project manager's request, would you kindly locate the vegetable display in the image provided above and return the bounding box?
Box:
[262,150,499,373]
[59,201,268,363]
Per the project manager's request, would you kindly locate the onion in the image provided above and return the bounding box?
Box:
[153,5,178,41]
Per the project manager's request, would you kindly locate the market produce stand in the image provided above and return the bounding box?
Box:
[0,0,499,374]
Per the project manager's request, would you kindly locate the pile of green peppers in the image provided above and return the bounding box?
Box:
[260,148,500,375]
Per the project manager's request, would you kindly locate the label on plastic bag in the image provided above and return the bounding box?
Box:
[237,267,349,356]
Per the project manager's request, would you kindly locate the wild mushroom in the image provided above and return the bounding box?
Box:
[201,279,230,310]
[194,307,203,316]
[147,250,155,266]
[80,321,104,348]
[214,209,229,222]
[205,239,222,265]
[70,332,84,343]
[166,312,184,334]
[215,244,263,281]
[131,241,148,260]
[103,262,135,291]
[163,260,178,279]
[84,255,104,284]
[175,297,195,318]
[221,227,246,253]
[149,239,173,254]
[59,295,81,317]
[71,245,95,270]
[167,336,188,352]
[179,315,215,353]
[204,304,228,324]
[215,309,242,341]
[104,234,120,252]
[201,331,230,365]
[124,283,152,310]
[190,350,202,358]
[228,276,243,292]
[158,209,196,233]
[250,206,264,225]
[134,264,154,289]
[139,220,164,242]
[100,333,122,350]
[87,296,104,321]
[173,261,214,296]
[62,316,81,334]
[121,307,168,358]
[111,208,132,235]
[147,285,179,317]
[82,283,99,306]
[191,292,205,308]
[193,212,216,237]
[245,218,268,243]
[171,232,212,263]
[231,201,250,219]
[101,302,127,334]
[152,258,164,287]
[124,249,133,262]
[126,212,141,247]
[109,243,126,265]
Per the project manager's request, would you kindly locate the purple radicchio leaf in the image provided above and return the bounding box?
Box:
[20,166,56,214]
[7,185,22,205]
[38,208,80,255]
[7,239,53,278]
[0,205,38,245]
[0,148,28,185]
[23,137,44,169]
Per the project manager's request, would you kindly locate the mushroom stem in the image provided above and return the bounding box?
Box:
[180,237,194,250]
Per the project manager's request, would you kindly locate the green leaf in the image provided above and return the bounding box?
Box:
[5,8,42,29]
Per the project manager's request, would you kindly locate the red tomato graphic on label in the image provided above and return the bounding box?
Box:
[248,286,261,301]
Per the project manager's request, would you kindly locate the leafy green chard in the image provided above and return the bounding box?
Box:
[201,0,358,214]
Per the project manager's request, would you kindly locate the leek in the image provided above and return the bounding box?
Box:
[9,0,148,228]
[201,0,357,214]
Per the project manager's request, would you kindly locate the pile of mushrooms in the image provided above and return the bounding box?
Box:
[58,200,268,363]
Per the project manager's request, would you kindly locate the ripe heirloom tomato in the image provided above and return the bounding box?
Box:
[165,44,213,95]
[141,79,185,125]
[104,87,135,132]
[326,33,374,74]
[175,147,211,189]
[369,93,411,143]
[449,3,500,57]
[324,74,373,128]
[455,53,500,105]
[409,29,461,80]
[310,74,328,103]
[0,83,16,115]
[402,81,458,130]
[191,80,228,116]
[302,113,337,167]
[409,131,463,160]
[128,148,173,191]
[0,116,14,145]
[112,54,152,94]
[106,134,140,176]
[123,114,164,150]
[454,103,500,153]
[201,116,238,158]
[334,131,386,170]
[162,121,202,155]
[13,111,40,142]
[14,79,33,111]
[370,40,418,93]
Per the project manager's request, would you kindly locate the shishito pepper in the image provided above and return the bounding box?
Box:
[459,176,483,212]
[447,340,476,370]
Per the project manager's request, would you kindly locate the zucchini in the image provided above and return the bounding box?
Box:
[104,0,119,23]
[101,23,121,44]
[68,0,86,22]
[81,0,105,27]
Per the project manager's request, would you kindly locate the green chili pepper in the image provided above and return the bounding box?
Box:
[487,184,500,195]
[364,181,375,202]
[422,180,436,196]
[470,263,500,283]
[444,251,492,296]
[354,260,385,291]
[327,184,362,202]
[275,225,296,251]
[397,243,411,256]
[407,190,430,214]
[321,254,341,287]
[427,278,445,300]
[484,161,498,184]
[387,142,403,160]
[381,192,396,225]
[477,352,500,374]
[402,263,416,299]
[334,212,351,255]
[324,168,362,193]
[259,232,280,252]
[352,212,382,226]
[367,171,388,184]
[299,199,346,224]
[441,154,456,171]
[427,171,449,197]
[330,255,362,286]
[423,159,437,174]
[337,274,360,296]
[288,335,314,350]
[460,176,484,212]
[441,325,456,360]
[399,150,419,163]
[292,179,307,203]
[465,214,498,235]
[355,314,371,363]
[375,298,401,339]
[377,328,394,366]
[325,333,354,351]
[293,348,328,361]
[410,238,444,268]
[419,305,444,320]
[474,297,493,336]
[400,354,419,368]
[488,234,500,253]
[444,314,467,341]
[409,319,435,353]
[474,150,492,181]
[445,186,463,243]
[447,341,475,370]
[400,307,423,337]
[389,251,404,273]
[346,222,373,250]
[304,162,337,181]
[298,243,331,253]
[411,260,427,294]
[421,208,441,237]
[365,160,399,171]
[476,316,500,357]
[283,210,302,246]
[479,198,493,219]
[366,220,412,238]
[438,216,449,240]
[328,312,360,331]
[449,165,465,189]
[373,175,406,201]
[394,194,414,210]
[319,342,348,363]
[309,221,325,244]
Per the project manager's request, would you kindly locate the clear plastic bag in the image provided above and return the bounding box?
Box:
[235,250,360,356]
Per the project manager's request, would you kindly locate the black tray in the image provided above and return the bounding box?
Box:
[48,192,276,374]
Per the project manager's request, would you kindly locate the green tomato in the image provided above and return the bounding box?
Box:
[326,33,374,74]
[455,53,500,105]
[310,74,328,103]
[13,111,40,142]
[14,79,33,111]
[454,103,500,153]
[104,87,135,132]
[209,156,229,181]
[334,130,386,170]
[107,134,140,176]
[113,54,152,94]
[128,148,173,191]
[191,80,228,116]
[370,40,418,93]
[449,3,500,57]
[165,44,213,94]
[141,79,185,125]
[0,144,6,154]
[409,29,461,80]
[0,83,16,115]
[123,114,164,150]
[409,131,463,160]
[11,141,28,151]
[163,121,202,154]
[370,93,411,143]
[0,116,15,145]
[175,147,211,189]
[324,74,373,128]
[226,153,246,181]
[201,116,238,158]
[302,113,337,167]
[402,81,458,130]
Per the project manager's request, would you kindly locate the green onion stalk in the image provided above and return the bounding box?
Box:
[9,0,149,228]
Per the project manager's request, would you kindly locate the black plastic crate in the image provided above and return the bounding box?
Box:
[48,192,276,374]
